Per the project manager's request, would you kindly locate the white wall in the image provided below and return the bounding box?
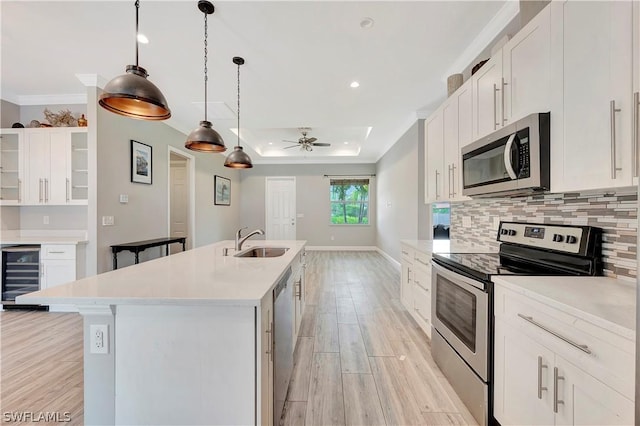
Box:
[19,206,87,230]
[1,99,20,128]
[375,121,421,261]
[95,101,241,273]
[0,207,20,231]
[239,163,376,247]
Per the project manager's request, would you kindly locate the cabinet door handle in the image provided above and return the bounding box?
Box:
[66,178,70,202]
[39,178,43,203]
[435,170,440,200]
[45,179,49,203]
[48,251,65,254]
[610,100,622,179]
[537,356,548,399]
[295,279,302,300]
[414,258,429,267]
[17,179,21,203]
[451,164,457,197]
[265,312,272,361]
[517,313,591,354]
[633,92,639,177]
[493,83,500,130]
[401,250,409,256]
[553,367,565,413]
[407,267,411,283]
[501,77,508,124]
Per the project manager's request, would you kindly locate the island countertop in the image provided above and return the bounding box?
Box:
[17,240,306,307]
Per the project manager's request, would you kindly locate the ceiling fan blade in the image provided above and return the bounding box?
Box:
[282,139,299,144]
[311,143,331,147]
[283,145,300,150]
[306,137,317,143]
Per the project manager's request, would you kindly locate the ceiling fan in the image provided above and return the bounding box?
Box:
[282,127,331,151]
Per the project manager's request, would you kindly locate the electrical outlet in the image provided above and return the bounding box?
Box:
[330,235,335,241]
[102,216,114,226]
[43,215,49,225]
[90,324,109,354]
[462,216,472,228]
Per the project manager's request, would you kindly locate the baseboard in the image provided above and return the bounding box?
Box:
[376,247,401,271]
[305,246,377,251]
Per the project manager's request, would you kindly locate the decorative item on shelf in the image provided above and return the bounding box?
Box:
[472,59,489,75]
[39,123,52,128]
[214,175,231,205]
[185,0,226,152]
[77,114,88,127]
[29,120,41,128]
[43,108,77,127]
[224,56,253,168]
[447,73,463,97]
[99,0,171,121]
[11,122,24,128]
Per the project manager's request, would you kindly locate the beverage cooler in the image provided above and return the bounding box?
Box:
[1,246,45,309]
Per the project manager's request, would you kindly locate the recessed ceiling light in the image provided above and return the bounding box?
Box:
[268,142,273,145]
[350,81,360,88]
[137,34,149,44]
[360,17,374,29]
[344,141,349,144]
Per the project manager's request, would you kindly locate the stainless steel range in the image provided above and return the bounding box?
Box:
[431,221,602,426]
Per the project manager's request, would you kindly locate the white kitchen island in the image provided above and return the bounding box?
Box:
[17,240,307,426]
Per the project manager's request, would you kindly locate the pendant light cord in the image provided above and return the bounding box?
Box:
[135,0,139,67]
[237,61,240,148]
[204,11,209,121]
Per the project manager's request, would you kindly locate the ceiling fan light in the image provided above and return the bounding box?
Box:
[99,65,171,120]
[185,120,226,152]
[225,146,253,168]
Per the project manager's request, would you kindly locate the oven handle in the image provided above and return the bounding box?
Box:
[503,133,518,180]
[431,261,487,293]
[518,314,591,354]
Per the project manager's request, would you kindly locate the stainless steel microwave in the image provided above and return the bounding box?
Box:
[461,112,550,198]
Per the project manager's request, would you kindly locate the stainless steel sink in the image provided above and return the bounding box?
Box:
[234,247,289,258]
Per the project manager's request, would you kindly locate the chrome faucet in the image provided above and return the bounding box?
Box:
[235,227,265,251]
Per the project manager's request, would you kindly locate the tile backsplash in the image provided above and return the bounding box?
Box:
[450,188,638,280]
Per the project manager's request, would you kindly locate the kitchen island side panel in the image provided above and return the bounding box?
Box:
[114,304,256,425]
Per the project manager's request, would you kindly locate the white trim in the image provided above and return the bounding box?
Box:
[76,73,108,89]
[167,146,196,250]
[265,176,296,240]
[442,1,520,81]
[16,93,87,106]
[306,246,377,251]
[376,247,401,271]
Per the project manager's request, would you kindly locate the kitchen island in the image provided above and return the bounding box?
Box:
[17,239,307,426]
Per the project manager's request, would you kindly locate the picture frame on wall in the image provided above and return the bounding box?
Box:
[131,140,152,184]
[214,175,231,206]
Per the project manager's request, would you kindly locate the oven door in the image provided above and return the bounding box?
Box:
[431,262,489,380]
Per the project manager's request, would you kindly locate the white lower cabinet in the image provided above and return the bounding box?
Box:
[400,243,432,339]
[292,250,306,340]
[494,284,634,425]
[260,290,274,426]
[40,244,82,312]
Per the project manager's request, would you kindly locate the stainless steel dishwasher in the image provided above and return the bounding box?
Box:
[273,266,293,426]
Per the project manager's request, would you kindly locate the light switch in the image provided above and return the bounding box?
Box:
[102,216,115,226]
[119,194,129,204]
[43,215,49,225]
[297,213,304,218]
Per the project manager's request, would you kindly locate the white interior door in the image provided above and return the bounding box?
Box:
[168,149,194,253]
[265,177,296,240]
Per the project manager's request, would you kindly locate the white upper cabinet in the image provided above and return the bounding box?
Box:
[0,129,24,205]
[472,53,503,140]
[425,109,444,203]
[502,5,551,124]
[551,0,634,192]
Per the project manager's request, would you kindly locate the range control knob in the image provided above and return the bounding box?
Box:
[552,234,564,242]
[507,229,516,236]
[500,228,509,235]
[566,235,578,244]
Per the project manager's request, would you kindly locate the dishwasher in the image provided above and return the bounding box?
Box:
[273,266,293,426]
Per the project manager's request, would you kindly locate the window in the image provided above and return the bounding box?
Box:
[330,179,369,224]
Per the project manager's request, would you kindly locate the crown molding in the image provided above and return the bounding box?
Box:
[76,73,107,89]
[442,0,520,80]
[16,94,87,106]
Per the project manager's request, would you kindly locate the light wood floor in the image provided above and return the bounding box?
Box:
[282,251,477,426]
[0,251,475,426]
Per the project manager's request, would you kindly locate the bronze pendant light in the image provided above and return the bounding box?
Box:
[185,0,226,152]
[99,0,171,120]
[224,57,253,168]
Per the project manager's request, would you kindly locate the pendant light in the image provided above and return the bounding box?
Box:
[185,0,226,152]
[224,57,253,168]
[99,0,171,121]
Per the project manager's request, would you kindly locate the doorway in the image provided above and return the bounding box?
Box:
[167,147,195,253]
[265,177,296,240]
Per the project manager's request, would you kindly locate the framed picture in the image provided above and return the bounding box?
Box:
[131,140,152,184]
[214,175,231,206]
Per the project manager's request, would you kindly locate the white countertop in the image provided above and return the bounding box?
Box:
[0,230,88,245]
[1,236,88,245]
[493,275,636,339]
[17,240,306,307]
[401,239,497,254]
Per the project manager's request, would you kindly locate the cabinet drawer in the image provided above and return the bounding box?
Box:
[401,245,414,262]
[412,250,431,269]
[412,268,431,292]
[413,284,432,326]
[41,244,76,260]
[495,284,635,399]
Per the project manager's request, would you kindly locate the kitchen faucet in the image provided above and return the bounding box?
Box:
[235,227,265,251]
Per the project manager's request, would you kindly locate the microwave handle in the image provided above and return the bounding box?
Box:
[503,133,518,179]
